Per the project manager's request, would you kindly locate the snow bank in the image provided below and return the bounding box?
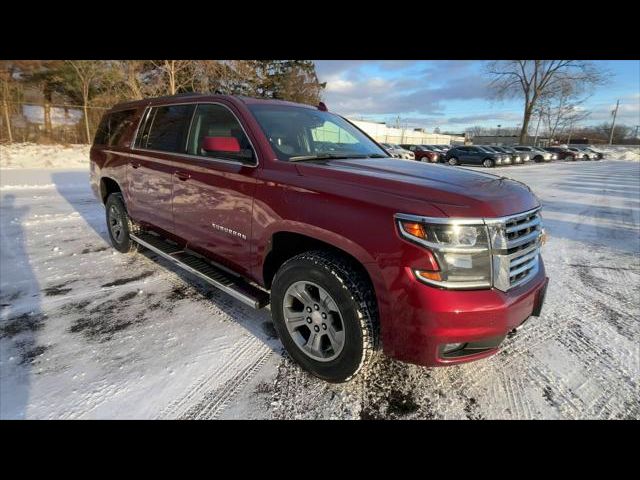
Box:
[594,145,640,162]
[0,143,90,169]
[553,144,640,161]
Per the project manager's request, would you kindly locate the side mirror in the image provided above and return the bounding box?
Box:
[202,136,240,153]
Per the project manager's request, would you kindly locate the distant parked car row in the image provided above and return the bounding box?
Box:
[548,145,605,161]
[381,141,605,168]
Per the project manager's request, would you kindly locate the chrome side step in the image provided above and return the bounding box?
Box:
[130,232,270,309]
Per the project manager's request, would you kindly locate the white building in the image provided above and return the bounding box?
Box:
[348,119,465,146]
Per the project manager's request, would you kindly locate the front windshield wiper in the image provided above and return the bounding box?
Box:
[289,153,387,162]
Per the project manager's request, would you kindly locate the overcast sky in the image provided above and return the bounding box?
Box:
[314,60,640,133]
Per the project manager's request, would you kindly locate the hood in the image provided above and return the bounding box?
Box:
[296,157,539,218]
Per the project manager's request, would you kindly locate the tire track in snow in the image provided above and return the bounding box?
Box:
[182,347,272,419]
[157,335,271,419]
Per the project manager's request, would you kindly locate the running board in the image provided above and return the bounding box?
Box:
[130,232,270,309]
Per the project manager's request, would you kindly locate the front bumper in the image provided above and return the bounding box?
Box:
[383,260,548,367]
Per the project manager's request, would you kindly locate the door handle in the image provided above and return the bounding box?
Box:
[174,171,191,181]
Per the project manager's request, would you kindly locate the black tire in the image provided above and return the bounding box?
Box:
[534,155,543,162]
[447,157,458,166]
[105,193,139,254]
[270,250,379,383]
[483,158,495,168]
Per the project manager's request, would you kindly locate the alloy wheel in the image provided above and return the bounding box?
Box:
[282,281,345,362]
[108,205,124,243]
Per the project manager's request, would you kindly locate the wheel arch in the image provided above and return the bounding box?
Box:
[262,229,378,292]
[100,176,123,204]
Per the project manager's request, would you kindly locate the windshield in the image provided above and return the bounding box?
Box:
[248,104,388,161]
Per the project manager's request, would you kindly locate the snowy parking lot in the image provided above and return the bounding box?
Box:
[1,146,639,419]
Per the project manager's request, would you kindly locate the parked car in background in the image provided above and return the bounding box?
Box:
[90,93,548,382]
[388,143,415,160]
[533,147,557,161]
[513,146,553,162]
[399,144,441,163]
[444,145,506,167]
[544,146,578,161]
[566,146,593,160]
[480,146,512,165]
[491,146,526,164]
[380,142,402,158]
[586,147,604,160]
[422,145,449,156]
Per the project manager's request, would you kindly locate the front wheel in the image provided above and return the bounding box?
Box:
[270,250,379,383]
[447,157,458,166]
[105,193,139,254]
[483,158,495,168]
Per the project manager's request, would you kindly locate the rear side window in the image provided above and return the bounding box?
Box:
[143,104,195,153]
[93,109,137,146]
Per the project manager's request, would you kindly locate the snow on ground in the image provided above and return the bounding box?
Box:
[1,147,639,419]
[0,143,90,169]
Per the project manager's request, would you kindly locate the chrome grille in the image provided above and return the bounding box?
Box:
[488,208,543,291]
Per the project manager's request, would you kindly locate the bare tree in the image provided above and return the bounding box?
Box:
[0,62,17,143]
[486,60,607,143]
[67,61,104,143]
[539,81,592,142]
[151,60,196,95]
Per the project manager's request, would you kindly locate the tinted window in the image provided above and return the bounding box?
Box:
[187,103,254,163]
[145,104,195,153]
[93,109,137,146]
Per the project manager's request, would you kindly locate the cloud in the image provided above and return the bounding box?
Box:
[315,61,493,121]
[314,60,639,130]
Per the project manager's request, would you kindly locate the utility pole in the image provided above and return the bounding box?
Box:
[609,99,620,145]
[533,111,542,147]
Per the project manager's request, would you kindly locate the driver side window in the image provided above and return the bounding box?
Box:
[187,103,255,164]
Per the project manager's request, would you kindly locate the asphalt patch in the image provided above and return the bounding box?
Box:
[101,270,154,288]
[0,312,47,339]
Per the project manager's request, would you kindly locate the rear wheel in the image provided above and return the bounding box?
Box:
[583,155,589,161]
[105,193,139,254]
[447,157,458,166]
[483,158,495,168]
[270,250,378,383]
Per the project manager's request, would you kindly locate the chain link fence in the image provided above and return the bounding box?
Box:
[0,101,109,144]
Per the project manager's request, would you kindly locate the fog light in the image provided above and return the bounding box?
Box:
[442,342,465,354]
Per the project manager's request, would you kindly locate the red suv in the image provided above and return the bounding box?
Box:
[91,94,549,382]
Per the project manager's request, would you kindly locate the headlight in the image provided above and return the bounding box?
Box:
[396,215,492,289]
